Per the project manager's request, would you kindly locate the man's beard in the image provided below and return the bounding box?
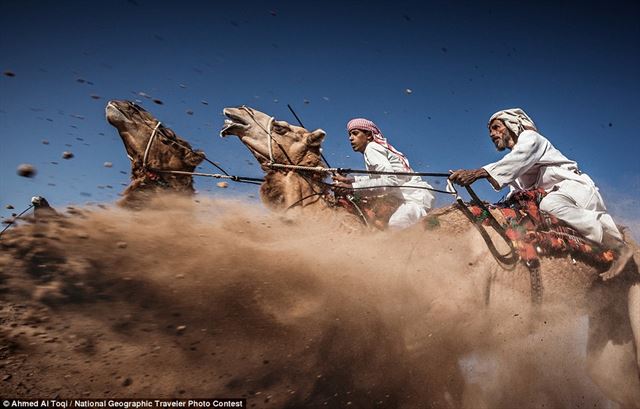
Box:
[494,136,508,151]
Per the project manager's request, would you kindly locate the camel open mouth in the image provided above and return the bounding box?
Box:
[106,100,141,127]
[220,109,250,137]
[105,101,125,124]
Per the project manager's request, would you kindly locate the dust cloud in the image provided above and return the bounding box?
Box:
[0,196,633,407]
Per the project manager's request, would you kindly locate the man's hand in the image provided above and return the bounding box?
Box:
[332,183,353,196]
[449,168,490,186]
[331,174,354,195]
[332,173,354,184]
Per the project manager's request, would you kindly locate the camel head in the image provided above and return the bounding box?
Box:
[105,100,205,207]
[220,106,326,171]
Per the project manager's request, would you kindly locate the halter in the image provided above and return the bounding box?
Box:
[124,101,166,172]
[118,103,262,187]
[238,105,330,209]
[239,106,277,164]
[142,121,162,169]
[134,120,174,186]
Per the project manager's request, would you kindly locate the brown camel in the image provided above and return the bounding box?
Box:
[106,100,204,207]
[221,106,330,210]
[222,105,640,408]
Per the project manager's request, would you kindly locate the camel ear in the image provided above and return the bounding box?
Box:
[186,150,205,167]
[305,129,326,147]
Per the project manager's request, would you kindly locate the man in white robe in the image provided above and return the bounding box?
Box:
[449,108,633,279]
[332,118,435,229]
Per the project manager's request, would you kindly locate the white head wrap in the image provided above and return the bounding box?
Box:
[488,108,537,136]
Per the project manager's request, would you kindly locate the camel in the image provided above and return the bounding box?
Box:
[222,105,640,407]
[221,106,330,210]
[106,100,204,207]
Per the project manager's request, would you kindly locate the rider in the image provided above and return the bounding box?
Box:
[449,108,633,280]
[332,118,435,229]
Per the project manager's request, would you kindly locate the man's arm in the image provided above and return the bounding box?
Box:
[332,173,354,188]
[481,131,545,189]
[449,168,500,189]
[352,144,400,189]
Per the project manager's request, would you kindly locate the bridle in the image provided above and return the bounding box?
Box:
[238,105,331,209]
[123,102,197,185]
[142,121,163,170]
[238,105,296,166]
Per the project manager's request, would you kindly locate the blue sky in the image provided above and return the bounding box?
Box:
[1,0,638,228]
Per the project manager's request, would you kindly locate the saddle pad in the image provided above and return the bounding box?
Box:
[467,189,615,265]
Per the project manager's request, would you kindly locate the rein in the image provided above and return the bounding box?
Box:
[129,102,232,176]
[286,103,332,168]
[239,106,296,165]
[453,184,519,269]
[127,106,522,281]
[142,121,162,169]
[0,204,34,239]
[449,182,543,303]
[135,114,263,186]
[239,106,331,210]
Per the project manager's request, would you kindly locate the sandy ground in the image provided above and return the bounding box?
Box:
[0,196,637,408]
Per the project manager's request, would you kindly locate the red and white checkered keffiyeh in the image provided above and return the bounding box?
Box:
[346,118,411,171]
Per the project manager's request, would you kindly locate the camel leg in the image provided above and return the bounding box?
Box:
[586,341,640,407]
[586,282,640,407]
[629,282,640,377]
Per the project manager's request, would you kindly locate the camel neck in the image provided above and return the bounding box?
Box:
[263,170,330,211]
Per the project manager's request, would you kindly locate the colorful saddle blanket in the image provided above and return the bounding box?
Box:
[468,189,615,265]
[337,193,403,230]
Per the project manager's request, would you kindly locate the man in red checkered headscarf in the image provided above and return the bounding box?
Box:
[332,118,434,229]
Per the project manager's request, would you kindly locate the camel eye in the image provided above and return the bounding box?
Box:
[272,123,290,134]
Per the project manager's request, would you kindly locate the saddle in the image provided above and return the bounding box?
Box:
[467,188,616,266]
[337,193,403,230]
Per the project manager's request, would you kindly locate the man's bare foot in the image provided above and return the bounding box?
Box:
[600,244,634,281]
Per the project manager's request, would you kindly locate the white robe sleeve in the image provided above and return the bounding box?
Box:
[352,143,400,189]
[482,131,546,190]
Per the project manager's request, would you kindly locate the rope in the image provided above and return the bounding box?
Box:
[340,168,451,178]
[452,184,519,269]
[142,121,162,168]
[149,168,264,185]
[267,117,275,163]
[267,164,454,195]
[239,106,296,165]
[345,195,369,228]
[0,204,34,239]
[140,119,262,185]
[162,136,231,176]
[349,184,454,195]
[266,162,450,178]
[268,163,331,172]
[285,191,328,211]
[133,111,232,176]
[287,103,332,168]
[238,106,330,206]
[453,185,544,304]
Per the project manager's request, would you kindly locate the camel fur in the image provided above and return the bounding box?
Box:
[106,100,204,207]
